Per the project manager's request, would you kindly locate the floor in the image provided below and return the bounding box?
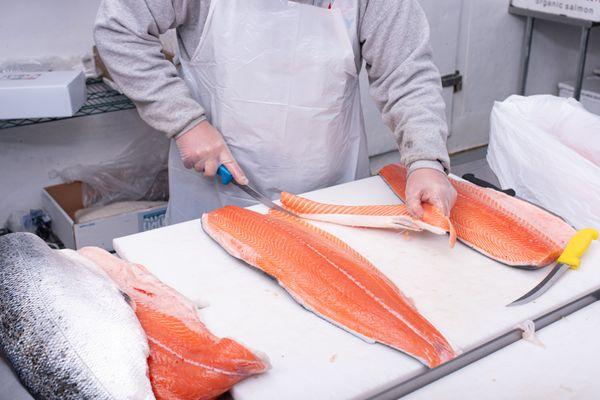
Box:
[0,147,498,400]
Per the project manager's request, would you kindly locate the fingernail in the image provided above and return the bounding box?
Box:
[240,176,249,185]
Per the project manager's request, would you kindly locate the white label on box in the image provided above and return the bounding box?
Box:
[138,208,167,232]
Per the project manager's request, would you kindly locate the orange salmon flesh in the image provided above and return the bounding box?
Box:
[280,192,456,247]
[78,247,269,400]
[379,164,576,268]
[202,206,456,368]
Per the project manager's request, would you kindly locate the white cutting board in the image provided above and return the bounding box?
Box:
[114,176,600,400]
[405,301,600,399]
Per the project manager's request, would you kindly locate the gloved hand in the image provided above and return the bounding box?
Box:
[406,168,457,218]
[176,120,248,184]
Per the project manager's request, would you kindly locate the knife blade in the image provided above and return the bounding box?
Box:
[508,228,598,307]
[217,165,294,215]
[233,181,290,214]
[508,263,570,306]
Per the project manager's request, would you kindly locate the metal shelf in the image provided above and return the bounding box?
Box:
[0,78,136,130]
[509,5,599,100]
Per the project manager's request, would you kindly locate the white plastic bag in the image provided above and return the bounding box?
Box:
[51,134,169,208]
[487,95,600,230]
[524,97,600,167]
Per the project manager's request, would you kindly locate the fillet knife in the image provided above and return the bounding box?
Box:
[217,164,291,215]
[508,228,598,306]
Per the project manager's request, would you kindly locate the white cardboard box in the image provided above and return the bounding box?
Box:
[0,70,86,119]
[42,182,167,251]
[558,76,600,115]
[512,0,600,22]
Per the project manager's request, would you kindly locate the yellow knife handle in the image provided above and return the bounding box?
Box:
[557,228,599,269]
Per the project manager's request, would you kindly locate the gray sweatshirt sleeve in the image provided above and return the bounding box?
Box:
[94,0,205,138]
[360,0,450,173]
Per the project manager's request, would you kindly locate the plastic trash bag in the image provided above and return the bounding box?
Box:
[52,134,169,208]
[487,95,600,230]
[0,55,96,78]
[525,96,600,167]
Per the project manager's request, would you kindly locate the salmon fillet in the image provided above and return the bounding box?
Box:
[379,164,576,268]
[202,206,456,368]
[280,192,456,247]
[78,247,269,400]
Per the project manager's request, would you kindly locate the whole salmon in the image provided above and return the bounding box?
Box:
[0,233,154,400]
[78,247,270,400]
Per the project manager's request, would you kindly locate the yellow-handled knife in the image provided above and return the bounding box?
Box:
[508,228,598,306]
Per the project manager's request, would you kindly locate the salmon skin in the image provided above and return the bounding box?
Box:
[78,247,269,400]
[202,206,456,368]
[0,233,155,400]
[379,164,576,268]
[280,192,456,247]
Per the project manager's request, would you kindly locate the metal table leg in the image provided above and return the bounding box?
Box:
[519,16,535,95]
[574,26,591,101]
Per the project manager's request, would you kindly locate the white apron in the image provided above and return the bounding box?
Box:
[167,0,370,224]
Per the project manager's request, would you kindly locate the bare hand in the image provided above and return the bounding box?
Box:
[175,121,248,184]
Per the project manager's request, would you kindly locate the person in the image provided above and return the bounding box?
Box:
[94,0,457,224]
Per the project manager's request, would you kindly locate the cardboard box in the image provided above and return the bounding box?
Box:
[0,70,86,119]
[558,76,600,115]
[512,0,600,22]
[42,182,167,251]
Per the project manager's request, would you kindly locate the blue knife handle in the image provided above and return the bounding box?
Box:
[217,164,234,185]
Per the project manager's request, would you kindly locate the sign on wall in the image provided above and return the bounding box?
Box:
[512,0,600,22]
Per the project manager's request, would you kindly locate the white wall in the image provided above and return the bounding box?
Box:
[448,0,600,152]
[1,0,101,62]
[363,0,600,157]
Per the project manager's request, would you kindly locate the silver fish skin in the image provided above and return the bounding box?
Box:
[0,233,155,400]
